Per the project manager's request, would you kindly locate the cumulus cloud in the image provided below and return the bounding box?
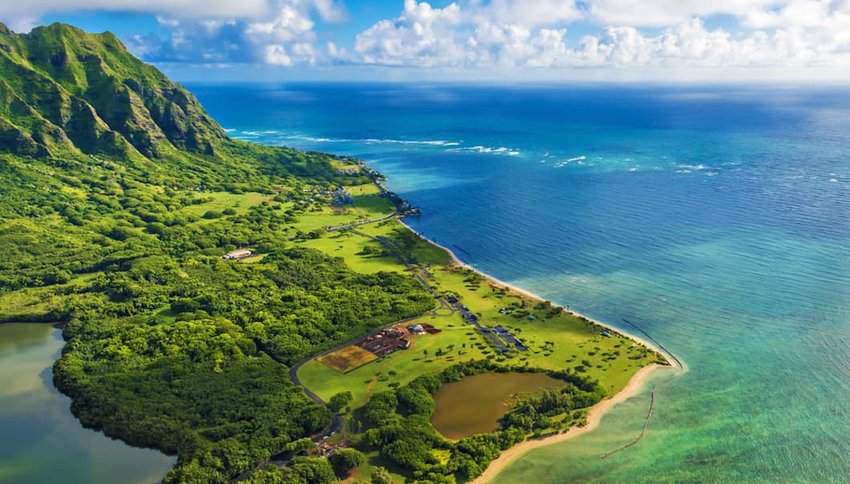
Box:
[584,0,774,27]
[5,0,850,77]
[0,0,272,19]
[126,0,343,65]
[347,0,850,73]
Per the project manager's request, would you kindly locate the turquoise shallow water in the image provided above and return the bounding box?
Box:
[195,84,850,481]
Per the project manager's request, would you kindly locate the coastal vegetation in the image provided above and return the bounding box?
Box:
[0,22,663,483]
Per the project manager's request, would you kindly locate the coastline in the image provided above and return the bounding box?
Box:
[397,219,680,365]
[472,362,671,484]
[397,219,684,482]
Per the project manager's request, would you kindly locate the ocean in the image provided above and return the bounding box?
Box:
[192,83,850,482]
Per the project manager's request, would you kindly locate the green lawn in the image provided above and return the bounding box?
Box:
[349,194,394,218]
[298,312,493,408]
[347,184,381,196]
[425,266,660,393]
[358,220,453,266]
[0,274,99,322]
[292,207,360,233]
[298,257,660,412]
[179,191,272,218]
[289,184,396,234]
[296,231,405,274]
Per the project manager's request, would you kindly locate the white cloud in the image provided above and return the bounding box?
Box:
[0,0,272,19]
[126,0,341,65]
[6,0,850,78]
[471,0,582,27]
[346,0,850,75]
[264,44,293,65]
[353,0,467,66]
[584,0,774,27]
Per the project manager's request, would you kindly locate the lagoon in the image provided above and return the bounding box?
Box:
[0,323,175,484]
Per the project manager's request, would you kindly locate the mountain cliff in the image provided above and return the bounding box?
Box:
[0,22,226,157]
[0,22,349,194]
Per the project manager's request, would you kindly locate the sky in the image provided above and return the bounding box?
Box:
[2,0,850,82]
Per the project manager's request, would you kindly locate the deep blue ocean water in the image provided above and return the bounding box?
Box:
[192,83,850,482]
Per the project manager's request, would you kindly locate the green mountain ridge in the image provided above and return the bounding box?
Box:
[0,22,223,158]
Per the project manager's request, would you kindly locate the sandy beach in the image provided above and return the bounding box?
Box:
[471,362,674,483]
[398,220,685,482]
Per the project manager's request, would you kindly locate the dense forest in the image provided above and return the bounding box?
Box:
[0,22,433,482]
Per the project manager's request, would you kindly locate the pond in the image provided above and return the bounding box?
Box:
[431,371,566,440]
[0,323,175,483]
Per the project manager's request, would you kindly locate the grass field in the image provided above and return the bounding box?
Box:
[169,178,659,483]
[289,184,396,234]
[298,247,660,411]
[357,220,453,266]
[425,265,661,392]
[296,230,405,274]
[298,312,495,408]
[318,346,378,373]
[0,274,99,322]
[179,191,272,218]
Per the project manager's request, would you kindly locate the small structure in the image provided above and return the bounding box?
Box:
[601,329,612,338]
[223,249,253,260]
[408,324,426,335]
[359,327,412,357]
[333,186,354,206]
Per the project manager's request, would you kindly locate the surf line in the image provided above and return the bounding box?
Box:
[600,319,683,460]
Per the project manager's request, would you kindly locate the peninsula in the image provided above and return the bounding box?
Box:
[0,23,673,483]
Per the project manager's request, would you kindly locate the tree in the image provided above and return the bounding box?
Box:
[371,466,392,484]
[329,448,365,476]
[285,437,314,455]
[282,457,336,483]
[328,391,353,413]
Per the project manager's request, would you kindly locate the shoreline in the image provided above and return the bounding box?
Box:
[397,220,680,365]
[397,219,684,482]
[472,362,671,483]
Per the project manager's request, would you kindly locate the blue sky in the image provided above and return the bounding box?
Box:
[3,1,850,82]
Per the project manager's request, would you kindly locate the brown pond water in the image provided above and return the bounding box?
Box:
[431,371,566,440]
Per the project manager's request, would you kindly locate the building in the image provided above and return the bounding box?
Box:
[333,186,354,205]
[223,249,253,260]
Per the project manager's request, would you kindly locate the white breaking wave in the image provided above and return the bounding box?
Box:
[363,138,461,146]
[677,163,708,171]
[448,145,521,156]
[553,155,587,168]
